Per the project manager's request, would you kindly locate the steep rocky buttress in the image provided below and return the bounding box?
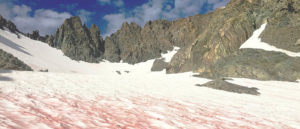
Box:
[46,16,105,62]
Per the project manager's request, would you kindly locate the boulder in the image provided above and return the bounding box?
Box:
[196,79,260,95]
[151,58,168,72]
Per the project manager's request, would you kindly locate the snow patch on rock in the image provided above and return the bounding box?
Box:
[240,23,300,57]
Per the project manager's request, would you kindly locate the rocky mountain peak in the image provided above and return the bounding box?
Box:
[64,16,82,26]
[90,24,99,33]
[46,16,105,62]
[120,22,141,32]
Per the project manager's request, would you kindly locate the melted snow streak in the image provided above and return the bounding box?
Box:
[0,92,294,129]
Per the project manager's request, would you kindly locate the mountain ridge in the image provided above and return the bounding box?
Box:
[1,0,300,81]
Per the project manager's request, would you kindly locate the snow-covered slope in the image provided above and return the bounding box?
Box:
[240,23,300,57]
[0,29,105,73]
[0,28,300,128]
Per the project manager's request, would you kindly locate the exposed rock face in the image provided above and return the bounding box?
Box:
[260,0,300,52]
[197,49,300,82]
[0,15,19,34]
[168,1,260,73]
[0,49,32,71]
[167,0,300,74]
[46,16,105,62]
[104,21,172,64]
[104,14,212,64]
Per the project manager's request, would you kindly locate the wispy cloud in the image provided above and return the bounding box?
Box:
[59,3,79,11]
[97,0,124,7]
[76,9,95,24]
[0,2,71,36]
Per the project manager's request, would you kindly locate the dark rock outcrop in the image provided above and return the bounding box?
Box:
[0,15,19,34]
[151,58,168,72]
[196,79,260,95]
[197,49,300,82]
[0,49,32,71]
[46,16,105,62]
[260,0,300,52]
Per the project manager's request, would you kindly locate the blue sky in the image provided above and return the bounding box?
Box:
[0,0,229,37]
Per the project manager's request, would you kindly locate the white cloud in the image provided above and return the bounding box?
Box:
[76,9,94,24]
[103,13,125,37]
[97,0,124,7]
[0,2,71,36]
[103,0,229,37]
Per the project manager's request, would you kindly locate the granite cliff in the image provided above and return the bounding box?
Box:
[46,16,105,62]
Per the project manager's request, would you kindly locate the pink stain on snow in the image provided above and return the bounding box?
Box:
[0,92,295,129]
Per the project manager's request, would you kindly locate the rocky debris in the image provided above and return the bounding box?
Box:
[39,69,49,72]
[260,0,300,52]
[46,16,105,62]
[196,79,260,95]
[151,58,168,72]
[196,49,300,82]
[116,71,121,75]
[0,49,32,71]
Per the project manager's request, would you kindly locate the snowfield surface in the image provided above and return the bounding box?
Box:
[0,28,300,128]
